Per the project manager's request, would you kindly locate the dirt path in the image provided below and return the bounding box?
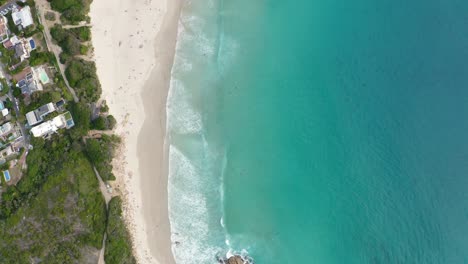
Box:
[63,22,92,29]
[35,0,79,102]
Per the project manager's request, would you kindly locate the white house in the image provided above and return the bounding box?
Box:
[0,122,12,136]
[25,102,55,127]
[12,6,33,29]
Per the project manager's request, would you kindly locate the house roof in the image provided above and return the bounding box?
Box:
[13,66,32,82]
[26,111,39,126]
[30,114,70,137]
[14,43,24,57]
[30,120,57,137]
[12,6,33,28]
[36,103,55,118]
[0,122,12,135]
[56,99,65,107]
[21,80,39,94]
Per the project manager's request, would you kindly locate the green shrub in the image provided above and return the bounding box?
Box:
[29,51,55,66]
[105,197,136,264]
[45,11,56,21]
[80,44,88,55]
[50,0,92,24]
[65,60,101,102]
[107,115,117,130]
[85,135,120,181]
[91,116,107,130]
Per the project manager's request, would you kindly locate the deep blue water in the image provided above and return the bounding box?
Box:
[167,0,468,263]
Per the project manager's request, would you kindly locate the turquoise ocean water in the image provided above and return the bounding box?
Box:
[167,0,468,263]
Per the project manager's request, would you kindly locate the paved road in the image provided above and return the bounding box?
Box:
[35,0,79,103]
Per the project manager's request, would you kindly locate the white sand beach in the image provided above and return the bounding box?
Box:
[90,0,181,263]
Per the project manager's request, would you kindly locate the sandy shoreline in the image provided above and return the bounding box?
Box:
[90,0,181,263]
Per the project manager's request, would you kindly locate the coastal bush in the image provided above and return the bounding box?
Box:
[51,25,81,58]
[70,26,91,41]
[45,11,56,21]
[85,135,119,181]
[107,115,117,130]
[91,115,117,130]
[29,50,55,66]
[80,44,89,55]
[105,196,136,264]
[91,116,107,130]
[100,101,109,113]
[49,0,92,24]
[0,137,107,261]
[68,101,91,139]
[65,59,101,102]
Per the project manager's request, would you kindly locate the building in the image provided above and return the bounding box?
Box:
[11,6,33,29]
[0,122,12,136]
[3,35,18,49]
[0,16,9,43]
[1,108,9,117]
[30,112,74,138]
[13,37,35,61]
[13,66,43,95]
[25,102,55,127]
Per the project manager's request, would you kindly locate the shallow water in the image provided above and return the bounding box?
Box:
[167,0,468,263]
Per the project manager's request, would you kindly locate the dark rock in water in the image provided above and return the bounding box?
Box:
[218,254,253,264]
[227,255,245,264]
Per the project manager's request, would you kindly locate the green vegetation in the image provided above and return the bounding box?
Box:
[49,0,92,24]
[51,25,100,102]
[51,25,92,60]
[105,197,137,264]
[65,59,101,102]
[20,92,55,114]
[0,44,20,70]
[5,12,20,36]
[0,137,107,262]
[100,101,109,113]
[68,101,91,139]
[0,78,9,96]
[51,25,82,59]
[9,61,28,75]
[85,134,120,181]
[91,116,107,130]
[70,26,92,41]
[29,50,56,66]
[107,115,117,130]
[45,11,56,21]
[91,115,117,130]
[80,44,89,55]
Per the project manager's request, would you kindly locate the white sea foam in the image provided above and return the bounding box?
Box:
[166,1,253,263]
[168,145,225,264]
[167,79,203,134]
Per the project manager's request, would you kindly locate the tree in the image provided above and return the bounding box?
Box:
[91,116,107,130]
[68,102,91,139]
[107,115,117,130]
[13,87,22,97]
